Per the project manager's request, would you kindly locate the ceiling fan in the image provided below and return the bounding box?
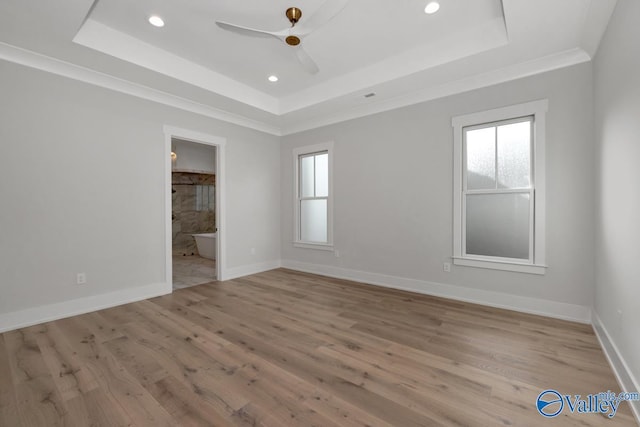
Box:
[215,0,349,74]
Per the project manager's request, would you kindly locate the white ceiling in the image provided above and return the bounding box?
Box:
[0,0,617,135]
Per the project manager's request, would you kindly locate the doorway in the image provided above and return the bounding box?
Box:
[164,126,226,290]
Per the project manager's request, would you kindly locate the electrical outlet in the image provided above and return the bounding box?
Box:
[250,247,256,255]
[335,250,340,258]
[76,273,87,285]
[443,262,451,273]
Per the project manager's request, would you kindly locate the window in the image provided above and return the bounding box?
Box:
[293,142,333,250]
[195,185,215,212]
[452,100,547,274]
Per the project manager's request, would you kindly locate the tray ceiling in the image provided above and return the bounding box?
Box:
[0,0,617,134]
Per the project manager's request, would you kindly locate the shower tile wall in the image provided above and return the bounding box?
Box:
[172,172,215,256]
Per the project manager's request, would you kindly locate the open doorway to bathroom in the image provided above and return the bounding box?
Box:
[170,138,218,289]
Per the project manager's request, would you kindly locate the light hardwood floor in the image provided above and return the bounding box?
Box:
[0,269,636,426]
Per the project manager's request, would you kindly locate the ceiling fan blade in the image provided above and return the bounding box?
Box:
[295,0,349,36]
[216,21,286,41]
[294,46,320,74]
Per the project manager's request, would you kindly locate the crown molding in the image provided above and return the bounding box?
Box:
[0,41,282,136]
[280,48,592,135]
[73,19,279,115]
[1,41,592,138]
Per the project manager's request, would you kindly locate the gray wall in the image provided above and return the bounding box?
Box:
[1,14,636,390]
[281,63,595,308]
[593,0,640,393]
[0,59,281,315]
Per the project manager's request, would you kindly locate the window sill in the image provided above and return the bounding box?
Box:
[293,242,334,252]
[293,242,333,252]
[453,257,547,275]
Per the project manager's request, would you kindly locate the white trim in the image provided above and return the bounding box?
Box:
[293,142,334,248]
[452,99,548,273]
[281,260,591,323]
[453,257,546,275]
[164,126,228,284]
[0,282,170,334]
[533,103,547,267]
[451,99,549,128]
[224,260,282,281]
[292,143,334,157]
[293,242,335,251]
[0,42,280,136]
[592,311,640,423]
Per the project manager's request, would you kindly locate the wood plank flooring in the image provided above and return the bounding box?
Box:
[0,268,636,426]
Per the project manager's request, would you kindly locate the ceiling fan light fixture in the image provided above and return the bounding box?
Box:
[148,15,165,27]
[424,2,440,14]
[268,75,279,82]
[286,35,301,46]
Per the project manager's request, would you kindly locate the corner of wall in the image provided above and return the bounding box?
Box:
[0,282,171,334]
[223,260,282,281]
[592,309,640,423]
[281,260,592,323]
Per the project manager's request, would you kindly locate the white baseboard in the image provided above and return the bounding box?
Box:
[281,260,591,323]
[0,258,282,333]
[223,260,282,281]
[0,282,171,333]
[592,311,640,424]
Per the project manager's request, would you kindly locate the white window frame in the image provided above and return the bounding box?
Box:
[452,100,548,275]
[293,142,334,251]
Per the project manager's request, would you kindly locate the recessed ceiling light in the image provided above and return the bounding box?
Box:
[424,1,440,14]
[148,15,165,27]
[268,75,279,83]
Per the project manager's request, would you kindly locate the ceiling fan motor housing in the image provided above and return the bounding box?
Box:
[286,7,302,25]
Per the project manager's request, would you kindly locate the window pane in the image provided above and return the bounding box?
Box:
[466,193,530,260]
[315,153,329,197]
[498,121,531,188]
[300,199,327,243]
[208,185,215,211]
[300,155,314,197]
[466,127,496,190]
[195,185,203,211]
